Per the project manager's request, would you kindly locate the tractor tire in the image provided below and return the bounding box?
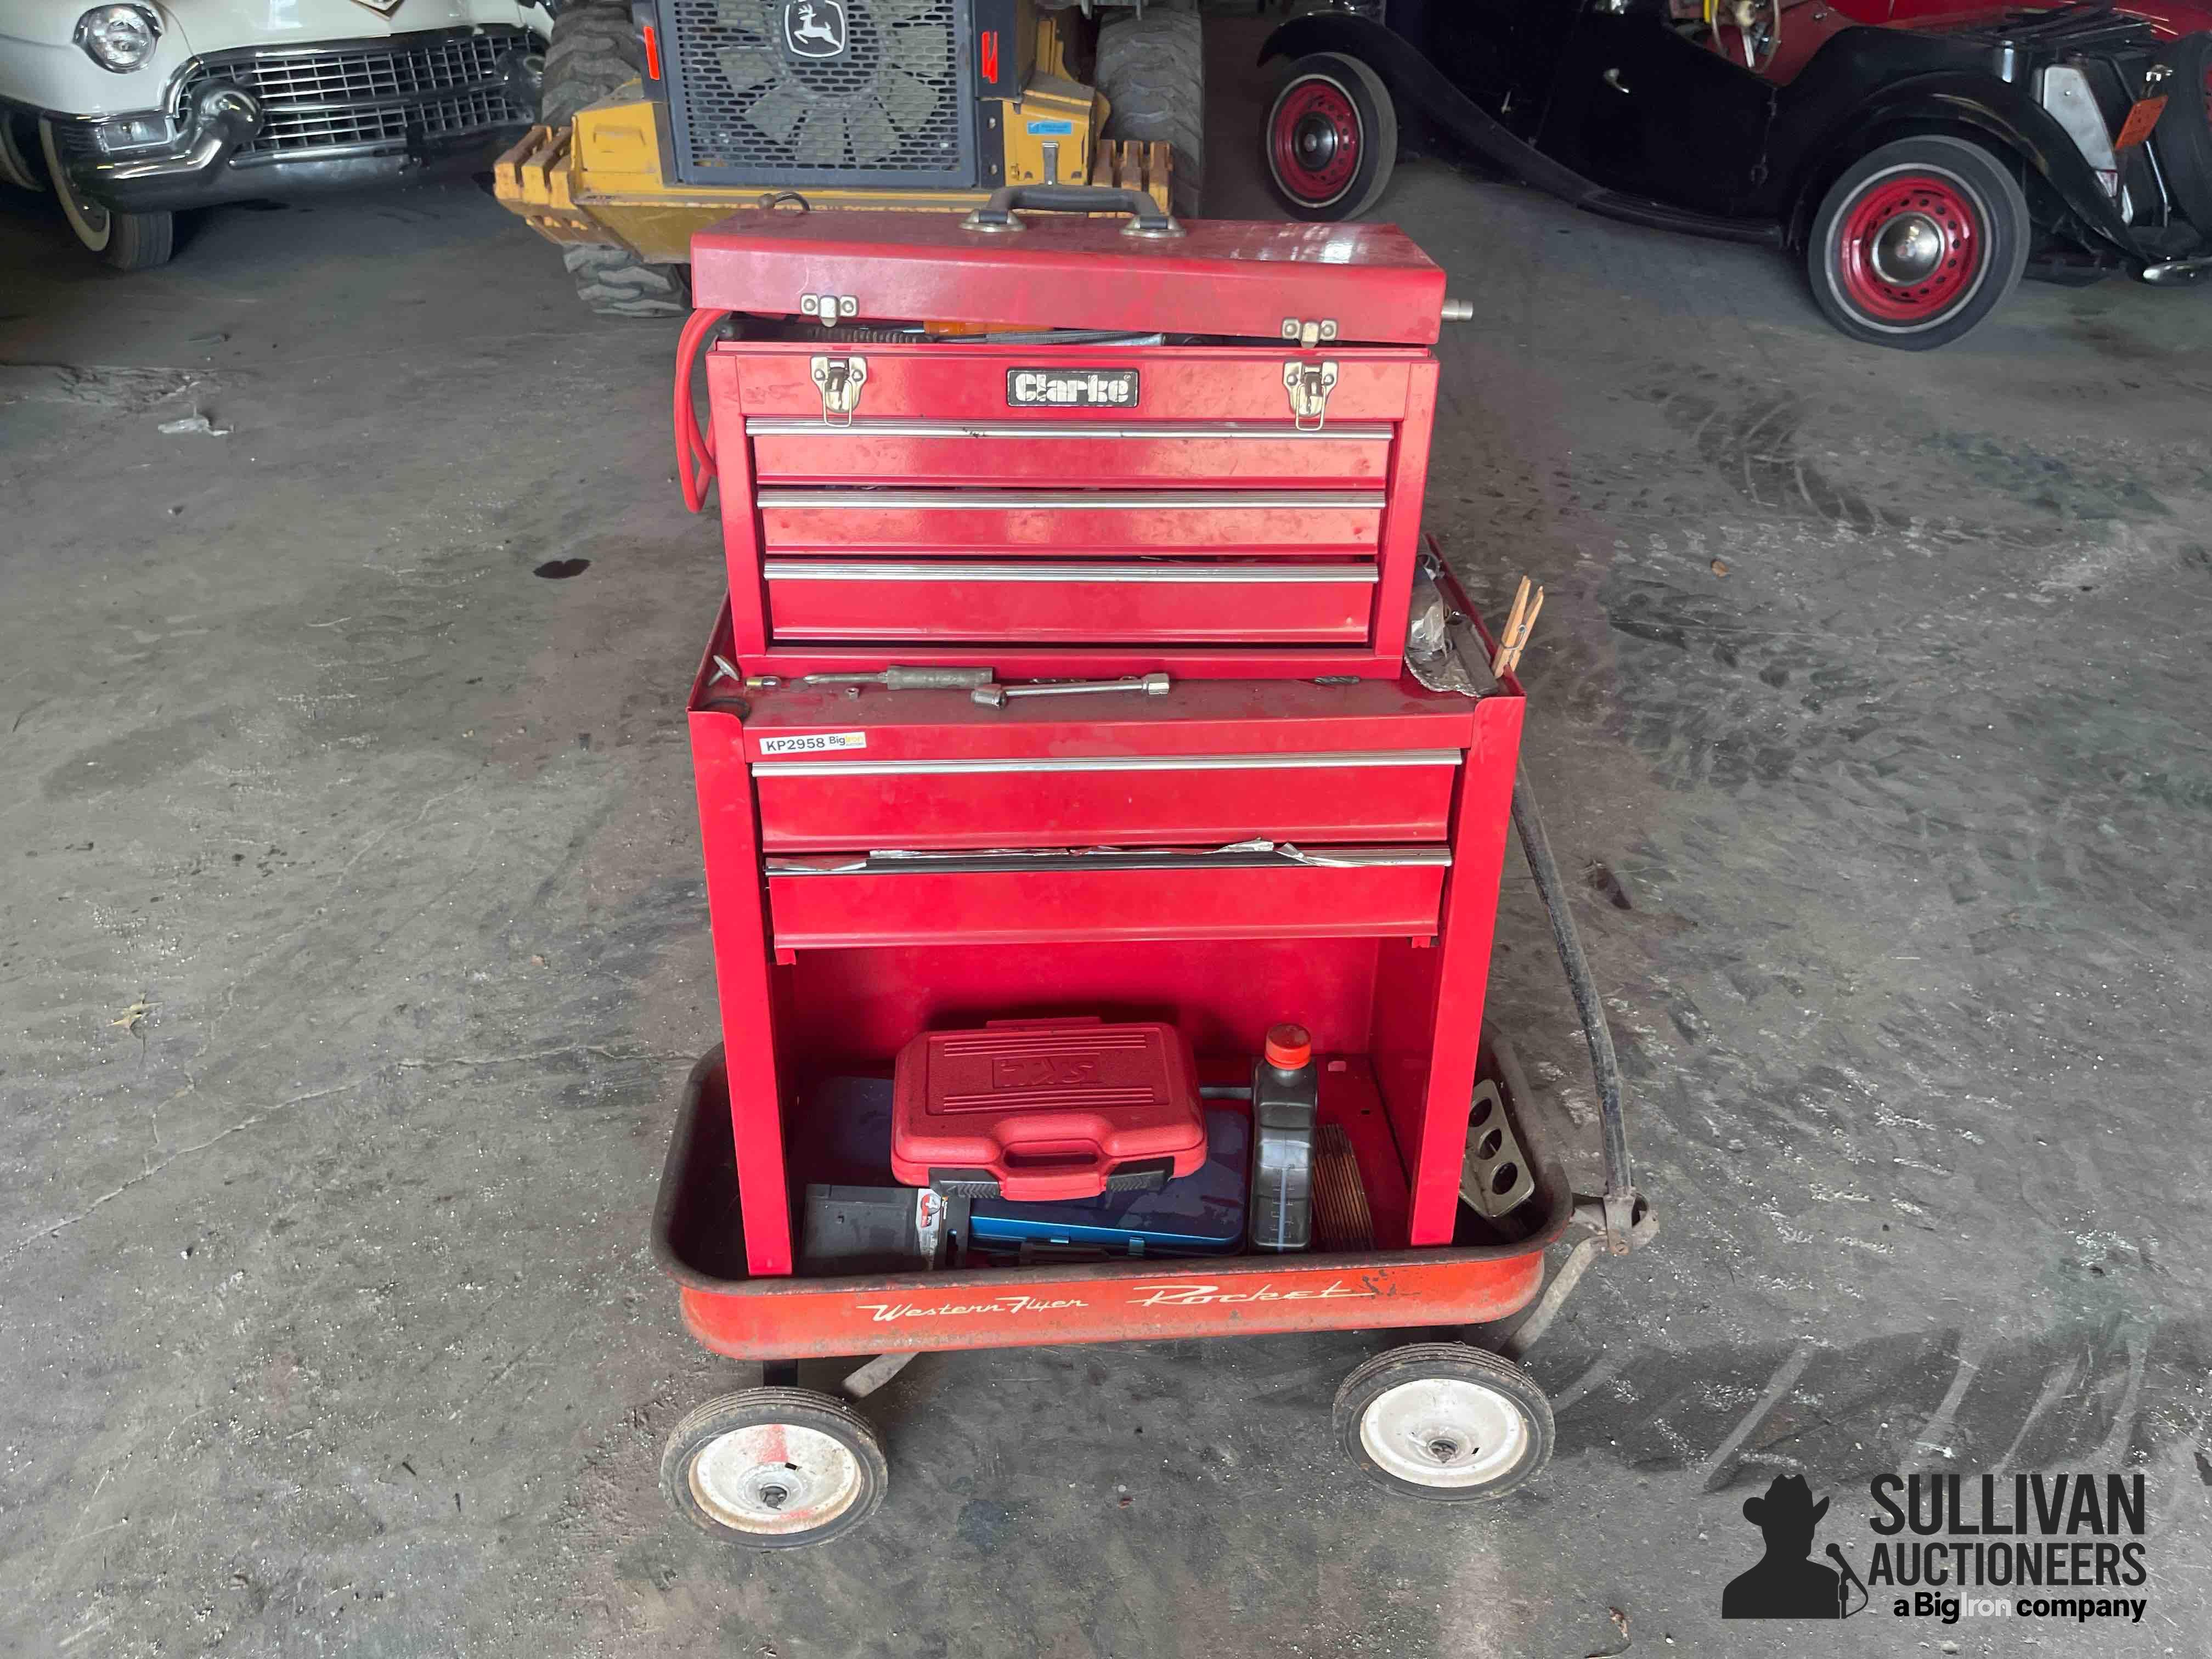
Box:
[540,1,645,125]
[2151,34,2212,245]
[1095,6,1205,218]
[540,1,690,318]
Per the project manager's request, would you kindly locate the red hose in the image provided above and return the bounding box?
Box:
[674,307,731,513]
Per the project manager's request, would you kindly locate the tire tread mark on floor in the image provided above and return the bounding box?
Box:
[1697,1338,1820,1492]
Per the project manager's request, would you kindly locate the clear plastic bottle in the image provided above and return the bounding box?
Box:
[1248,1023,1319,1251]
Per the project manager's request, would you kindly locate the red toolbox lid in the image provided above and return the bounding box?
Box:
[690,208,1450,345]
[890,1019,1207,1201]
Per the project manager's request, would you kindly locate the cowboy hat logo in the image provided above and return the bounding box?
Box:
[1723,1475,1866,1618]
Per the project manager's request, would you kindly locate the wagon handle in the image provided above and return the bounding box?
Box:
[961,184,1186,239]
[1510,767,1649,1256]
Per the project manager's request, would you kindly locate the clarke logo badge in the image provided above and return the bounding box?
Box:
[783,0,847,59]
[1720,1471,2152,1629]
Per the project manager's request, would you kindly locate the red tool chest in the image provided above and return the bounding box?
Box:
[683,208,1446,679]
[686,605,1523,1277]
[676,201,1525,1282]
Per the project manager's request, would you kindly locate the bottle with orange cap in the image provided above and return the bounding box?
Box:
[1249,1022,1319,1252]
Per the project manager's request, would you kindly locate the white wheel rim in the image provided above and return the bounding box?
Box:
[687,1422,865,1536]
[1359,1376,1530,1489]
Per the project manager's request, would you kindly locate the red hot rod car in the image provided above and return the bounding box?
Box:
[1260,0,2212,346]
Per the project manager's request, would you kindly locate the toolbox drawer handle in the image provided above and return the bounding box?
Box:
[744,419,1396,442]
[764,845,1454,874]
[960,183,1184,239]
[754,488,1384,510]
[752,749,1463,778]
[761,559,1378,585]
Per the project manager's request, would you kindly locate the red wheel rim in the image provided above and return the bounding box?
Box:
[1833,169,1985,324]
[1271,76,1361,206]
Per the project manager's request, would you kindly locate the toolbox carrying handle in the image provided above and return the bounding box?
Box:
[674,307,732,513]
[961,184,1185,239]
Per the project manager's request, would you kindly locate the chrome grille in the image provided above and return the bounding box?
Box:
[176,28,534,160]
[662,0,974,187]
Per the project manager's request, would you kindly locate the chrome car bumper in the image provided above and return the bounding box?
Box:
[61,26,541,212]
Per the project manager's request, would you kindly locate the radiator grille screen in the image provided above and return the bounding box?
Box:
[663,0,975,187]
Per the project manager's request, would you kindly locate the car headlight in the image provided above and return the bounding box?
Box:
[74,4,163,72]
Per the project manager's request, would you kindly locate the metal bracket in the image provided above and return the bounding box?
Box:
[809,355,868,426]
[1280,317,1339,348]
[799,292,858,325]
[1283,359,1339,431]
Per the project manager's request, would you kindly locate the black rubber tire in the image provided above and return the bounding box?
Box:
[37,120,174,271]
[1095,6,1205,218]
[99,208,176,272]
[563,241,692,317]
[2150,34,2212,242]
[1334,1342,1555,1503]
[539,0,645,125]
[1805,134,2029,350]
[659,1387,889,1548]
[1263,51,1397,223]
[539,1,689,317]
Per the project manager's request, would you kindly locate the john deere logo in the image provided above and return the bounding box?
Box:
[783,0,847,58]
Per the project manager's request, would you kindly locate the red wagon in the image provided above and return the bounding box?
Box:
[657,190,1654,1547]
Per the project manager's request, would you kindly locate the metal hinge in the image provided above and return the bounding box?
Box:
[1283,359,1339,431]
[810,356,868,426]
[799,293,858,325]
[1280,317,1339,347]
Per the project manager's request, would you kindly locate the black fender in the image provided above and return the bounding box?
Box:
[1780,72,2151,258]
[1257,14,1782,245]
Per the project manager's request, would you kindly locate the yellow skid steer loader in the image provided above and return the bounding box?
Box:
[494,0,1195,314]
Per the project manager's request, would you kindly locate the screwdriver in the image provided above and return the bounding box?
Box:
[800,666,996,690]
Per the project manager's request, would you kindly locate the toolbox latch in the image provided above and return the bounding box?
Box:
[1283,359,1339,431]
[809,355,868,426]
[799,293,859,325]
[1280,318,1339,348]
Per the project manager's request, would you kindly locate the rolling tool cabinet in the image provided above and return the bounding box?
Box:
[653,194,1651,1549]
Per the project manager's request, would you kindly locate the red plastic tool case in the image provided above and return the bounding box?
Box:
[889,1019,1205,1200]
[686,208,1447,679]
[681,207,1523,1279]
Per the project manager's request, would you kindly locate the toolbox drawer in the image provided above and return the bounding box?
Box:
[752,747,1462,851]
[763,847,1450,950]
[764,558,1376,645]
[755,488,1383,554]
[746,420,1395,489]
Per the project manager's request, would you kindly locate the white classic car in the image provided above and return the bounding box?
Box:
[0,0,549,267]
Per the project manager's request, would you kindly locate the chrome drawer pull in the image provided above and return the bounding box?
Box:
[754,488,1384,510]
[762,559,1378,585]
[753,748,1462,778]
[745,419,1394,441]
[764,844,1453,876]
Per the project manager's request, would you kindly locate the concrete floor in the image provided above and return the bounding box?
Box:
[5,28,2212,1656]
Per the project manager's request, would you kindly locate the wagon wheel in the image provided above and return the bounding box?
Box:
[660,1387,888,1547]
[1334,1343,1554,1502]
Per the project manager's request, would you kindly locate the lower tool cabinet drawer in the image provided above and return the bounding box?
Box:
[764,558,1376,645]
[763,847,1450,949]
[753,748,1461,851]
